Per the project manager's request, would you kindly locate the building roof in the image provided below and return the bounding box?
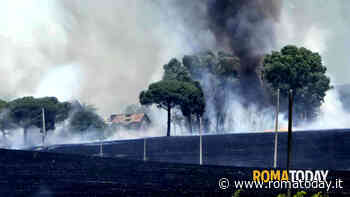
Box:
[110,113,149,125]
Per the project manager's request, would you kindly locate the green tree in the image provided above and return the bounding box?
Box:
[183,51,240,79]
[32,97,63,131]
[180,81,205,133]
[56,101,72,122]
[0,109,10,135]
[69,103,106,135]
[215,52,240,131]
[9,97,44,143]
[0,109,15,145]
[183,51,217,78]
[293,191,307,197]
[183,51,240,132]
[311,192,328,197]
[233,189,243,197]
[0,99,6,111]
[216,51,240,79]
[140,80,204,136]
[262,45,331,121]
[8,96,71,144]
[163,58,192,82]
[162,58,206,132]
[0,100,16,141]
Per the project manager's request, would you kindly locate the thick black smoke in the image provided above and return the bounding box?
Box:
[180,0,282,104]
[207,0,281,66]
[207,0,281,103]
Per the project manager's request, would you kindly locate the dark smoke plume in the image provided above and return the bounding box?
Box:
[207,0,281,55]
[176,0,282,104]
[207,0,281,103]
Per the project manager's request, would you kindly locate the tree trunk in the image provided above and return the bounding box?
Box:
[187,115,192,134]
[197,114,201,133]
[173,117,176,136]
[180,123,183,135]
[167,106,171,137]
[23,127,28,145]
[1,129,6,141]
[216,114,220,133]
[305,111,308,121]
[1,129,8,146]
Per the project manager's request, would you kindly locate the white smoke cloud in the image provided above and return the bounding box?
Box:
[0,0,201,117]
[297,88,350,130]
[303,26,329,54]
[34,63,82,101]
[276,0,350,84]
[272,0,350,131]
[1,0,350,149]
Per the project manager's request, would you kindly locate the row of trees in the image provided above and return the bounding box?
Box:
[0,97,106,145]
[0,45,332,141]
[138,51,245,134]
[183,51,241,131]
[139,51,243,135]
[139,45,331,134]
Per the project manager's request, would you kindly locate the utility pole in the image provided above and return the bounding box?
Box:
[143,138,147,161]
[199,117,203,165]
[273,89,280,168]
[99,137,103,157]
[42,108,46,146]
[287,89,293,197]
[173,110,176,136]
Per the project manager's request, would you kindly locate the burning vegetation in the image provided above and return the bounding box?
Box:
[0,0,348,148]
[140,45,331,135]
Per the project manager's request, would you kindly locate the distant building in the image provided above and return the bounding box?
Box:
[109,113,151,130]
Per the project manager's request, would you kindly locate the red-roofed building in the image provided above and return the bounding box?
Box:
[109,113,151,130]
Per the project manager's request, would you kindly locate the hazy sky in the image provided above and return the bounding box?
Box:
[275,0,350,84]
[0,0,349,116]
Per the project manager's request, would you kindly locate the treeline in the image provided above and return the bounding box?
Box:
[0,45,332,143]
[0,97,106,145]
[140,45,331,134]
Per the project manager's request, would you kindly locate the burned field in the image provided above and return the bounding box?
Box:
[1,147,350,197]
[46,129,350,170]
[2,129,345,196]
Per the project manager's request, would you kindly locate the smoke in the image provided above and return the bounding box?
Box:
[0,0,349,144]
[195,70,287,133]
[274,0,350,130]
[224,94,283,132]
[0,0,198,117]
[206,0,281,56]
[0,0,283,140]
[202,0,350,131]
[168,0,283,103]
[275,0,350,84]
[297,88,350,130]
[106,126,166,141]
[34,63,82,100]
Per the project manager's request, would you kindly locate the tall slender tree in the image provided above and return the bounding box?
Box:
[262,45,331,121]
[140,80,204,136]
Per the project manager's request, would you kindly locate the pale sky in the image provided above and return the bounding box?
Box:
[0,1,62,45]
